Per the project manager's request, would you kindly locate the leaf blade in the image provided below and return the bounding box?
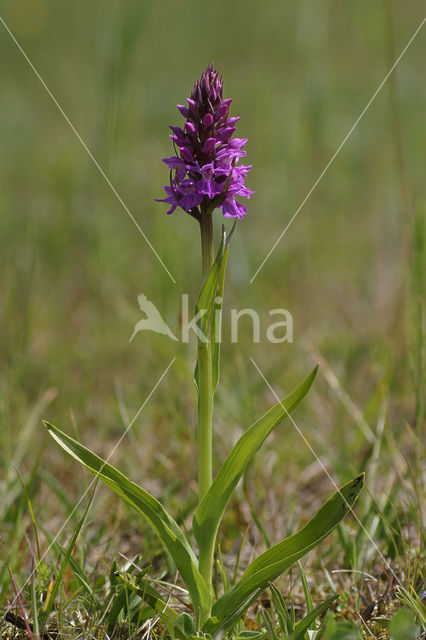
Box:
[290,595,337,640]
[211,244,229,392]
[43,421,210,623]
[196,229,225,339]
[193,367,318,551]
[204,474,364,634]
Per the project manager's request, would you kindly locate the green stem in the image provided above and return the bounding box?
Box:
[200,209,214,281]
[198,210,214,502]
[197,337,215,590]
[197,340,213,503]
[198,209,214,596]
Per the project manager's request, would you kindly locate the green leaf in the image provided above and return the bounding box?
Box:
[262,608,279,640]
[193,367,318,557]
[325,617,362,640]
[269,583,293,636]
[43,421,211,624]
[298,560,314,627]
[290,595,337,640]
[196,229,225,339]
[116,571,187,639]
[211,244,229,392]
[195,224,234,392]
[176,612,196,635]
[395,586,426,628]
[203,474,364,634]
[389,608,419,640]
[194,230,226,390]
[39,527,100,609]
[116,571,177,618]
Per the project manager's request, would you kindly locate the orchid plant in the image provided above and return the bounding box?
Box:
[44,66,364,638]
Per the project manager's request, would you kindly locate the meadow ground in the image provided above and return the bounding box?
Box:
[0,1,425,638]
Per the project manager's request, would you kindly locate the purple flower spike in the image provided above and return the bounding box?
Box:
[202,113,214,129]
[177,104,189,117]
[185,121,196,136]
[215,103,229,120]
[201,137,216,154]
[156,64,254,220]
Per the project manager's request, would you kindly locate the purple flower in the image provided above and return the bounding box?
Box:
[156,64,254,221]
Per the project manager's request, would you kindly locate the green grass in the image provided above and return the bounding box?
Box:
[0,0,425,638]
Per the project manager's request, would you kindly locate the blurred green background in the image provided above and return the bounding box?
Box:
[0,0,424,570]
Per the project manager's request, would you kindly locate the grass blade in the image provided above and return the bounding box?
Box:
[39,482,96,629]
[39,526,100,610]
[290,595,337,640]
[115,571,178,620]
[269,583,293,636]
[298,560,314,625]
[116,571,190,639]
[8,569,34,640]
[30,563,40,640]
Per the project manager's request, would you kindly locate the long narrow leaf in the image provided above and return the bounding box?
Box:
[115,571,179,622]
[290,595,337,640]
[196,228,225,338]
[43,421,210,623]
[194,228,226,388]
[193,367,318,553]
[39,520,100,609]
[211,244,229,392]
[204,474,364,634]
[41,532,100,609]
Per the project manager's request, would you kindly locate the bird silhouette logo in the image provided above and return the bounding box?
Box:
[129,294,178,342]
